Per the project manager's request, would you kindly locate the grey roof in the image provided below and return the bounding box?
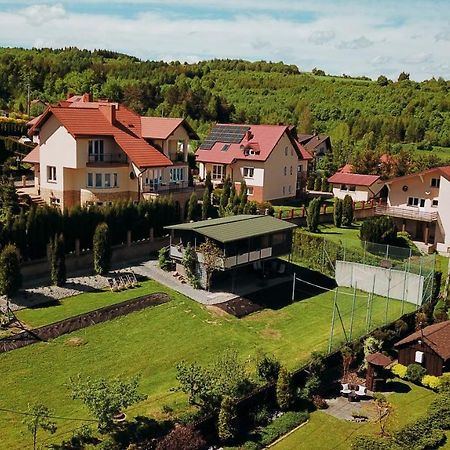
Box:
[165,215,297,243]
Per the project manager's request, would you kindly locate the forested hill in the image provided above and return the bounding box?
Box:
[1,47,450,172]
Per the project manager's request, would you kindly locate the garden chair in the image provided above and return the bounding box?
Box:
[340,383,352,396]
[130,271,139,285]
[126,273,136,287]
[107,278,116,292]
[355,385,367,398]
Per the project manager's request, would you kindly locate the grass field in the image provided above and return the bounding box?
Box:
[0,282,415,449]
[272,381,436,450]
[16,280,165,328]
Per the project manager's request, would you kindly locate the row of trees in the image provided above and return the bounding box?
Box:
[0,222,113,300]
[306,195,353,232]
[0,196,178,261]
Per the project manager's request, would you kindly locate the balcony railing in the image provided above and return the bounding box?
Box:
[375,205,438,222]
[88,153,128,164]
[169,245,274,270]
[142,181,190,193]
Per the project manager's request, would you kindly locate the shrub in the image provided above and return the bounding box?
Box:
[218,396,237,443]
[186,192,199,222]
[0,244,21,297]
[49,234,66,286]
[158,246,170,271]
[360,215,397,244]
[333,198,343,228]
[351,435,392,450]
[306,197,321,232]
[313,176,321,191]
[422,375,441,390]
[405,363,426,384]
[256,353,280,383]
[342,195,353,227]
[156,425,206,450]
[201,187,211,220]
[258,411,309,447]
[391,363,408,379]
[276,367,294,411]
[93,222,111,275]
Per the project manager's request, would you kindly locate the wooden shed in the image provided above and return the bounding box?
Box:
[394,320,450,376]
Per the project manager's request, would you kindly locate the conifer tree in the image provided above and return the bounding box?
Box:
[202,188,211,220]
[93,222,111,275]
[276,367,294,411]
[342,194,354,227]
[49,233,66,286]
[0,244,21,298]
[187,192,198,222]
[306,197,321,232]
[333,198,343,228]
[218,396,237,443]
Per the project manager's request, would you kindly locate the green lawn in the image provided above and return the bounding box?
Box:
[0,283,414,449]
[272,381,437,450]
[299,223,363,251]
[16,280,165,328]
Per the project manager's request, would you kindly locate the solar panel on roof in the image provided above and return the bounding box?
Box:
[199,124,250,150]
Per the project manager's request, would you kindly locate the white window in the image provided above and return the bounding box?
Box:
[87,173,93,187]
[415,351,424,363]
[88,173,119,188]
[212,164,224,180]
[95,173,102,188]
[349,185,356,192]
[243,167,254,178]
[47,166,56,182]
[284,166,287,176]
[288,185,292,194]
[88,140,105,162]
[285,147,288,156]
[113,173,118,187]
[432,199,439,207]
[170,167,184,182]
[290,166,293,176]
[247,186,254,196]
[340,184,348,191]
[298,165,302,172]
[104,173,111,188]
[431,178,440,188]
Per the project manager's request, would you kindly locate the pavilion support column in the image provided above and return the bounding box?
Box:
[183,140,189,162]
[402,220,406,232]
[424,223,430,245]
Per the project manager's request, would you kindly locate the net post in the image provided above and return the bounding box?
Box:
[349,283,357,341]
[328,287,338,354]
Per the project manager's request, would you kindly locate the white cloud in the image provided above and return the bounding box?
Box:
[338,36,374,50]
[19,3,66,25]
[308,30,335,45]
[0,1,447,81]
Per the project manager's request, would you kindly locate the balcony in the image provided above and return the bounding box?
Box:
[87,153,128,166]
[169,245,274,270]
[375,205,438,222]
[142,180,191,194]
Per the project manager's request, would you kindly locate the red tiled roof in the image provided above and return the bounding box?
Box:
[196,124,303,164]
[22,145,40,164]
[295,140,313,160]
[386,166,450,184]
[395,320,450,361]
[141,117,185,140]
[29,101,172,168]
[328,172,381,186]
[27,114,42,127]
[339,164,354,174]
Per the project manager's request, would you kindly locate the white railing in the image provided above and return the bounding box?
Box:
[375,205,438,222]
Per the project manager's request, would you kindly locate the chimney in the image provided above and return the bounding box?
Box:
[245,130,253,141]
[99,104,116,124]
[82,93,93,103]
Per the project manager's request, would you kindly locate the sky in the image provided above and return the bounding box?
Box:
[0,0,449,81]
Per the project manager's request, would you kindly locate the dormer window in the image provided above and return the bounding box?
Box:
[431,178,440,188]
[221,144,230,152]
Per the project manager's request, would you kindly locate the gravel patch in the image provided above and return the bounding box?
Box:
[0,275,109,312]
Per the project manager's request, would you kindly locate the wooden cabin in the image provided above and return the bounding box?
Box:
[394,320,450,376]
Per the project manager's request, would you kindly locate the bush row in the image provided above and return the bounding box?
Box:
[0,197,178,261]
